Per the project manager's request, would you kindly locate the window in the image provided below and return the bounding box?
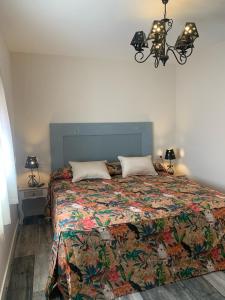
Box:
[0,77,18,235]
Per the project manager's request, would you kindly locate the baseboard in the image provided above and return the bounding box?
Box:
[0,220,19,300]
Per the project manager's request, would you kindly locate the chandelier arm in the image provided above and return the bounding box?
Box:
[164,19,173,48]
[166,47,187,65]
[134,50,153,63]
[166,19,173,34]
[154,57,159,68]
[165,39,173,48]
[185,47,194,58]
[177,47,193,60]
[166,42,172,48]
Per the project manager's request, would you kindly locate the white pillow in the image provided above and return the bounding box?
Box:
[118,155,158,178]
[69,161,111,182]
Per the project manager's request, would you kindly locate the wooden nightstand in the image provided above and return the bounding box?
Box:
[18,185,48,224]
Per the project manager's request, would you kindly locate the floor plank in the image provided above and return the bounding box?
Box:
[204,272,225,297]
[33,223,52,293]
[181,276,225,299]
[6,255,34,300]
[33,253,51,293]
[140,282,194,300]
[14,224,39,258]
[32,291,45,300]
[37,222,52,254]
[127,293,143,300]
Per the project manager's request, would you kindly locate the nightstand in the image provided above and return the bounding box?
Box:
[18,185,48,224]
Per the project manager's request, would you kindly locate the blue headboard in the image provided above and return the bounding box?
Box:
[50,122,153,171]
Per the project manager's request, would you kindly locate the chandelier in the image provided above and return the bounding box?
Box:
[130,0,199,68]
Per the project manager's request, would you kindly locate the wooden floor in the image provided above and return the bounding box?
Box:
[6,216,225,300]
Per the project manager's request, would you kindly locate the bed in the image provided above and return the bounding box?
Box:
[46,123,225,300]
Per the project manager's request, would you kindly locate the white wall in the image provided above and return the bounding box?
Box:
[0,34,18,297]
[11,53,176,185]
[10,46,225,191]
[176,42,225,191]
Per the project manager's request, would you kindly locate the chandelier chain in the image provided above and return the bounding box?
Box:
[164,3,167,19]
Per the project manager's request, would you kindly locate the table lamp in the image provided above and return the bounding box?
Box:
[165,149,176,175]
[25,156,39,187]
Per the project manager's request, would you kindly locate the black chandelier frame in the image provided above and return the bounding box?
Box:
[131,0,199,68]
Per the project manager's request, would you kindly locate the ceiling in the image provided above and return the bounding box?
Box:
[0,0,225,61]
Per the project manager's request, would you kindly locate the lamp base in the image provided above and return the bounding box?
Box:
[28,174,39,188]
[167,164,174,175]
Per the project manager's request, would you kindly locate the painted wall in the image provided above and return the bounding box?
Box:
[10,45,225,190]
[0,34,18,297]
[11,53,176,185]
[176,42,225,191]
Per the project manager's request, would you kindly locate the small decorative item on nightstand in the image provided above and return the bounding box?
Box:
[25,156,39,187]
[18,185,48,224]
[25,156,44,187]
[165,149,176,175]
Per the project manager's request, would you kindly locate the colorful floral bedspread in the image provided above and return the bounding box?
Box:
[46,175,225,299]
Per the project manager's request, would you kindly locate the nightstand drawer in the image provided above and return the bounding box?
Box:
[20,188,48,200]
[23,189,44,198]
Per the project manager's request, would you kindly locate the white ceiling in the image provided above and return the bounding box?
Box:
[0,0,225,60]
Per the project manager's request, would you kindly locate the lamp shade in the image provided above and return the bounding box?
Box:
[130,31,148,52]
[25,156,39,169]
[165,149,176,160]
[148,20,166,41]
[175,22,199,51]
